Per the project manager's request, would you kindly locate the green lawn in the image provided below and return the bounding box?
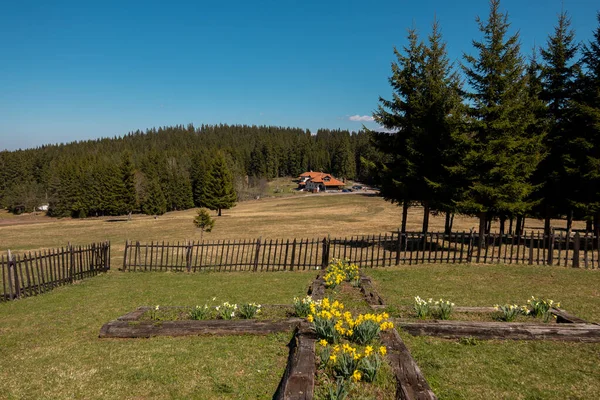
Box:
[368,263,600,322]
[0,270,315,400]
[367,264,600,399]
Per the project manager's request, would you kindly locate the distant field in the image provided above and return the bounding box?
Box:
[0,189,587,266]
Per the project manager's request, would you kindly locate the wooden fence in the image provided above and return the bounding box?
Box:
[1,242,111,301]
[122,230,600,272]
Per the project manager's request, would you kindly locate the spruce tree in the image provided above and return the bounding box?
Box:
[120,152,137,217]
[202,152,237,216]
[141,173,167,216]
[535,10,580,235]
[193,208,215,241]
[574,12,600,234]
[415,18,465,233]
[460,0,543,239]
[373,27,425,233]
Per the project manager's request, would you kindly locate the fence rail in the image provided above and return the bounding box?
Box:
[122,230,600,272]
[1,242,110,301]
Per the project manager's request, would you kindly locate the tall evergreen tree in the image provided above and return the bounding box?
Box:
[460,0,543,240]
[140,173,167,216]
[373,27,426,233]
[120,151,137,217]
[414,18,465,233]
[573,12,600,234]
[202,152,237,216]
[534,10,580,235]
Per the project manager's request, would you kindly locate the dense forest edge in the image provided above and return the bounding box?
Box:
[0,125,378,217]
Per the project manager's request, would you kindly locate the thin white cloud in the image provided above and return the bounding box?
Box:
[348,115,374,122]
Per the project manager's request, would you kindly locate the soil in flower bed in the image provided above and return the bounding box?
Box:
[384,305,559,323]
[138,305,295,322]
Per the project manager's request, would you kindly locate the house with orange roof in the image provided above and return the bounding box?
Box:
[297,171,345,192]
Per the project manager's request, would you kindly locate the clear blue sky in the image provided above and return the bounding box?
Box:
[1,0,598,151]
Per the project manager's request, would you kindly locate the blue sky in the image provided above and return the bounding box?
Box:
[1,0,598,151]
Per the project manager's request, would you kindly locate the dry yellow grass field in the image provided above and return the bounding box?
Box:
[0,192,586,266]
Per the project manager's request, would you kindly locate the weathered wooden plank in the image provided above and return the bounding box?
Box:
[99,318,303,338]
[307,275,326,301]
[397,320,600,342]
[273,324,316,400]
[379,329,437,400]
[359,275,385,307]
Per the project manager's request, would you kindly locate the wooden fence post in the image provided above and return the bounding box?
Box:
[290,239,297,271]
[395,232,402,266]
[321,237,330,270]
[106,242,110,271]
[122,240,129,271]
[528,233,534,265]
[7,250,18,300]
[466,229,475,263]
[253,237,262,272]
[548,232,555,265]
[70,243,77,282]
[186,241,193,272]
[573,232,580,268]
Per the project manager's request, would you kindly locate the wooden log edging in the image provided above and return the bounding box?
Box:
[99,318,303,338]
[307,274,326,300]
[359,274,385,308]
[380,329,438,400]
[396,319,600,342]
[273,323,317,400]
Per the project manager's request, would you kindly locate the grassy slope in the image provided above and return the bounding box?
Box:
[368,265,600,399]
[0,271,314,400]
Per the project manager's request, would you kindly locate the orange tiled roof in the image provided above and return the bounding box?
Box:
[298,171,345,187]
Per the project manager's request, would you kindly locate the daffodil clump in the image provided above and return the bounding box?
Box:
[343,312,394,345]
[189,304,211,320]
[413,296,455,320]
[307,298,394,345]
[216,301,238,320]
[493,304,530,322]
[239,302,262,319]
[414,296,433,319]
[307,298,345,343]
[318,340,388,383]
[293,295,316,318]
[527,296,560,322]
[435,299,455,320]
[324,258,360,288]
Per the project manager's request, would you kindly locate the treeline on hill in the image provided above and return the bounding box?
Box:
[371,0,600,238]
[0,125,379,217]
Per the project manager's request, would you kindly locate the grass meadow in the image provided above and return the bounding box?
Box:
[0,192,598,399]
[0,271,315,399]
[369,265,600,399]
